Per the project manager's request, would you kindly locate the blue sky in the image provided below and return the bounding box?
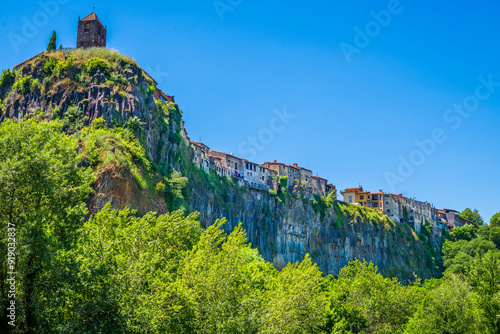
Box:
[1,1,499,222]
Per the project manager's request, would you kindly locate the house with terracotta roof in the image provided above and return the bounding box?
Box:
[192,142,210,173]
[340,186,370,205]
[209,151,244,179]
[438,209,472,230]
[258,165,277,189]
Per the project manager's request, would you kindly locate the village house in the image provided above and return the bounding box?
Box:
[340,186,370,205]
[311,175,328,196]
[192,142,210,173]
[209,151,244,179]
[243,160,261,188]
[209,155,229,177]
[258,165,277,189]
[438,209,472,230]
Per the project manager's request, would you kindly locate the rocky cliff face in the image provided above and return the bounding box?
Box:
[187,178,441,281]
[0,49,442,281]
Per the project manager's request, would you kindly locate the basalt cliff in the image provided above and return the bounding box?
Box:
[0,49,443,281]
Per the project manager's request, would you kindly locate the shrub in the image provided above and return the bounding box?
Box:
[155,181,166,194]
[84,57,110,76]
[57,56,76,78]
[13,75,32,94]
[50,105,60,120]
[92,116,106,129]
[124,116,144,135]
[43,56,58,77]
[63,105,88,134]
[0,69,16,90]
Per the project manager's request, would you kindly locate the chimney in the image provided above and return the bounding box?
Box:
[274,160,277,163]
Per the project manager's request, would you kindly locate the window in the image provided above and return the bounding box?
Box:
[84,22,90,32]
[387,209,391,213]
[349,196,352,203]
[360,195,364,200]
[373,203,379,208]
[385,202,389,205]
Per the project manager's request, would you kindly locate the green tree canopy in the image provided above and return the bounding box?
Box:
[47,30,57,52]
[451,224,477,241]
[0,118,93,332]
[406,274,478,334]
[442,238,500,275]
[460,208,484,228]
[490,211,500,227]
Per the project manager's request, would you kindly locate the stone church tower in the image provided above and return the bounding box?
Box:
[76,12,107,48]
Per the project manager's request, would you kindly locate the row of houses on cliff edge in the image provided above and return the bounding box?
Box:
[182,122,335,198]
[340,186,472,232]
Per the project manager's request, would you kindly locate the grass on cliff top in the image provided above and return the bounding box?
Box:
[337,201,396,230]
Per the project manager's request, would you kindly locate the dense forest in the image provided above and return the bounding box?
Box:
[0,48,499,333]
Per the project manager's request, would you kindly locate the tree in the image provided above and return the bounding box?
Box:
[490,212,500,227]
[460,208,484,228]
[181,220,275,333]
[61,204,202,333]
[47,30,57,52]
[451,224,477,241]
[442,238,500,275]
[327,260,418,334]
[478,225,500,249]
[260,254,328,333]
[467,251,500,334]
[63,105,88,134]
[0,119,93,332]
[406,274,478,334]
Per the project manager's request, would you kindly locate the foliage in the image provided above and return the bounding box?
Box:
[46,30,57,52]
[260,254,328,333]
[442,237,500,275]
[490,211,500,227]
[478,225,500,249]
[467,251,500,334]
[43,56,58,77]
[164,170,189,211]
[57,55,76,78]
[0,118,93,332]
[327,260,418,334]
[406,274,478,334]
[451,224,477,241]
[460,208,484,228]
[78,125,150,187]
[84,57,111,76]
[62,105,88,134]
[181,220,274,333]
[62,204,202,333]
[92,116,106,129]
[0,69,16,91]
[13,75,33,94]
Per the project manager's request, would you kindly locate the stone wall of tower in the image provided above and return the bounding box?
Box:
[77,20,107,48]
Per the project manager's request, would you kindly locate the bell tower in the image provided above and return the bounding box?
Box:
[76,12,107,48]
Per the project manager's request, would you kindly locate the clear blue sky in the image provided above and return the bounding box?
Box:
[1,1,499,222]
